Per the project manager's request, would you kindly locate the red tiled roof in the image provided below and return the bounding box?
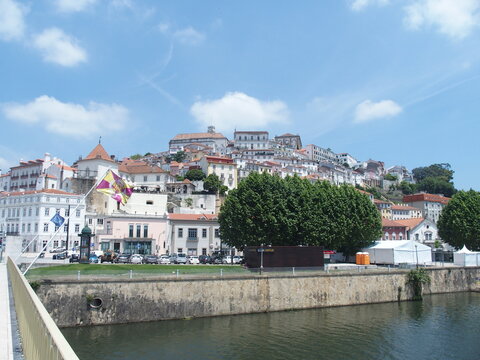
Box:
[118,160,166,174]
[0,189,81,197]
[84,144,115,162]
[394,218,425,229]
[403,193,450,205]
[168,214,218,221]
[205,156,234,164]
[382,219,406,228]
[391,204,420,211]
[55,164,76,171]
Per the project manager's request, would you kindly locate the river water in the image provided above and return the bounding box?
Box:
[63,292,480,360]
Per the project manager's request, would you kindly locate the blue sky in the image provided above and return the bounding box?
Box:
[0,0,479,190]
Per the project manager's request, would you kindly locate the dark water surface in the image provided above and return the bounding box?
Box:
[62,292,480,360]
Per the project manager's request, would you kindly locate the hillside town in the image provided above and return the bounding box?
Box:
[0,126,452,258]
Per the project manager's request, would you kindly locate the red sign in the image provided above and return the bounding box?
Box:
[323,250,336,255]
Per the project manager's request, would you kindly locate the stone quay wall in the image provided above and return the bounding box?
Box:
[34,267,480,327]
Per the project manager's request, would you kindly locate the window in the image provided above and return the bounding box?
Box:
[136,224,141,237]
[97,218,103,225]
[88,218,93,225]
[44,208,50,216]
[415,234,419,240]
[22,224,25,233]
[188,228,197,240]
[143,175,148,181]
[65,208,70,217]
[202,248,207,255]
[28,208,32,216]
[143,225,148,238]
[215,229,220,238]
[36,207,39,216]
[76,210,81,217]
[27,223,31,232]
[75,224,80,232]
[22,208,26,216]
[129,224,134,237]
[34,223,38,232]
[43,223,49,232]
[64,224,68,232]
[188,248,197,255]
[56,208,60,214]
[57,197,61,202]
[53,240,58,248]
[156,175,160,181]
[178,228,183,238]
[177,248,183,253]
[202,228,207,238]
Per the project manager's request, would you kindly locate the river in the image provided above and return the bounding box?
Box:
[62,292,480,360]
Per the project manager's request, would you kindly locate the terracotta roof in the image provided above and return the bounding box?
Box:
[374,199,390,204]
[118,161,166,174]
[168,214,218,221]
[55,164,76,171]
[205,156,234,164]
[171,132,227,141]
[84,144,115,162]
[394,218,425,229]
[0,189,81,197]
[403,193,450,205]
[11,159,43,169]
[382,219,406,228]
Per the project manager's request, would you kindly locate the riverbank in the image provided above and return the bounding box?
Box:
[34,267,480,327]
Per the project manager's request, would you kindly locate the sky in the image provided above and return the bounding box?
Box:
[0,0,479,190]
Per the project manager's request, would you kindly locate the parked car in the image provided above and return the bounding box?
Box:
[53,251,67,260]
[144,255,159,264]
[159,255,171,264]
[100,250,117,263]
[233,256,243,264]
[130,254,143,264]
[50,247,65,253]
[115,254,131,264]
[172,253,187,264]
[187,256,200,264]
[89,254,99,263]
[212,256,224,265]
[199,255,212,264]
[69,254,80,263]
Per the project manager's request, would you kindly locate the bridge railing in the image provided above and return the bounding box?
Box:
[7,257,79,360]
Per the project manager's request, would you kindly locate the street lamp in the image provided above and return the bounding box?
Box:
[415,244,419,268]
[260,243,264,275]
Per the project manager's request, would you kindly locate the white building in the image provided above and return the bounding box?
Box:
[403,193,450,224]
[169,127,228,155]
[336,153,358,168]
[305,144,337,163]
[0,189,86,252]
[199,156,237,190]
[234,131,269,150]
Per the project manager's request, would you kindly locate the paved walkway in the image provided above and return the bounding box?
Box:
[0,260,14,360]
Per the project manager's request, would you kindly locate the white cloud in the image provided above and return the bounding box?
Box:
[2,96,130,137]
[158,23,205,45]
[190,92,289,133]
[0,0,27,41]
[32,28,87,67]
[350,0,389,11]
[404,0,480,39]
[174,27,205,45]
[55,0,97,13]
[354,99,402,123]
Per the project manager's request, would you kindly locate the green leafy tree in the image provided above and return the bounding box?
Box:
[438,190,480,251]
[204,174,223,194]
[185,169,206,181]
[412,163,454,182]
[417,177,456,197]
[399,181,417,195]
[219,173,382,255]
[172,151,186,163]
[144,152,152,156]
[384,173,398,181]
[130,154,142,160]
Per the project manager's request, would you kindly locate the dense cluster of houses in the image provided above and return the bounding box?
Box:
[0,127,451,256]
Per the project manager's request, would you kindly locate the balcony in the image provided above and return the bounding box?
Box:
[6,231,19,236]
[11,176,19,180]
[20,175,28,179]
[187,236,198,241]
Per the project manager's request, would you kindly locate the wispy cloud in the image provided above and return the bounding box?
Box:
[0,0,27,41]
[350,0,389,12]
[404,0,480,40]
[354,99,402,123]
[158,22,205,46]
[32,28,87,67]
[190,92,289,133]
[2,95,130,138]
[54,0,97,13]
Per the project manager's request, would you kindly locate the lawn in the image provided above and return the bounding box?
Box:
[26,263,248,279]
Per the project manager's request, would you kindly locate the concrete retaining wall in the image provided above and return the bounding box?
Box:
[35,267,480,328]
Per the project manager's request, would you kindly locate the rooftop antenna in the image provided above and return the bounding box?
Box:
[99,136,102,144]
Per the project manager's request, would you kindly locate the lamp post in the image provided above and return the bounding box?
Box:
[65,205,70,253]
[78,225,94,264]
[260,243,264,275]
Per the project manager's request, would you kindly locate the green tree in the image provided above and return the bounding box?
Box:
[412,163,454,182]
[185,169,206,181]
[204,174,223,194]
[399,181,417,195]
[172,151,186,163]
[438,190,480,251]
[218,173,382,255]
[417,177,456,197]
[130,154,142,160]
[384,173,398,181]
[144,152,152,156]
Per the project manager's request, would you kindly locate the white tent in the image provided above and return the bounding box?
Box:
[454,245,480,267]
[366,240,432,265]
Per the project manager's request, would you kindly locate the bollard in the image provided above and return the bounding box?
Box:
[292,267,295,275]
[220,269,223,277]
[129,270,133,279]
[388,265,390,273]
[77,270,80,280]
[176,269,179,278]
[357,266,360,273]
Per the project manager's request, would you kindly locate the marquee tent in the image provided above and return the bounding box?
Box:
[366,240,432,265]
[454,245,480,267]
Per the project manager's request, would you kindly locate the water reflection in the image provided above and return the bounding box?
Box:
[63,292,480,360]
